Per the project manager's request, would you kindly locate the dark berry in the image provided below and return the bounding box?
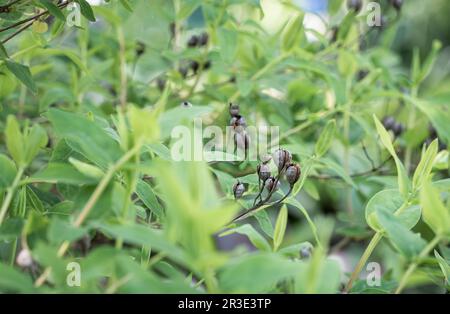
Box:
[136,41,146,56]
[300,246,312,259]
[190,60,200,74]
[233,181,245,199]
[156,77,166,91]
[203,60,211,70]
[382,116,396,130]
[347,0,362,13]
[187,35,198,47]
[390,0,403,11]
[357,70,369,81]
[181,101,192,108]
[392,122,404,136]
[198,32,209,46]
[179,66,188,78]
[285,163,301,185]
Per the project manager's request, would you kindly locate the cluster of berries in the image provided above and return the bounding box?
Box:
[233,148,301,203]
[382,116,405,137]
[178,32,212,78]
[155,31,212,91]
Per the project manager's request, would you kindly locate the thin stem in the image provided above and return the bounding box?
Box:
[117,26,127,112]
[0,167,25,226]
[344,232,383,293]
[404,86,418,174]
[395,235,441,294]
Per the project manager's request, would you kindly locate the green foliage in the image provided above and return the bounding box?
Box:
[0,0,449,295]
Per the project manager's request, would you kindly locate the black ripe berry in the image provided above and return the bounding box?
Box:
[233,181,245,199]
[187,35,198,47]
[390,0,403,11]
[392,122,404,137]
[179,66,188,78]
[203,60,212,70]
[285,163,301,186]
[156,77,166,91]
[300,246,312,259]
[181,101,192,108]
[135,41,146,57]
[347,0,362,13]
[190,60,200,74]
[330,26,339,43]
[357,69,369,81]
[198,32,209,46]
[229,103,240,117]
[257,163,271,182]
[382,116,396,130]
[382,116,404,137]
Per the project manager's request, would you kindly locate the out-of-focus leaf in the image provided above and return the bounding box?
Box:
[5,60,36,93]
[273,205,288,251]
[220,224,270,251]
[0,154,16,188]
[377,209,426,258]
[420,181,450,236]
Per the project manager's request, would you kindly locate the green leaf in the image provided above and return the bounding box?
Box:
[24,124,48,165]
[38,0,66,21]
[365,189,421,232]
[5,115,25,166]
[46,109,122,169]
[0,43,8,59]
[337,50,357,78]
[254,210,274,239]
[26,186,45,213]
[434,250,450,286]
[281,13,304,52]
[294,257,341,293]
[420,181,450,235]
[218,253,301,293]
[0,154,17,188]
[373,115,410,198]
[273,205,288,252]
[5,60,37,93]
[119,0,133,12]
[0,218,23,241]
[68,157,104,179]
[48,217,88,244]
[92,221,188,267]
[412,139,438,192]
[417,40,442,85]
[128,105,159,144]
[136,179,164,220]
[220,224,271,251]
[377,209,426,258]
[29,163,98,185]
[315,119,336,157]
[75,0,96,21]
[0,264,35,293]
